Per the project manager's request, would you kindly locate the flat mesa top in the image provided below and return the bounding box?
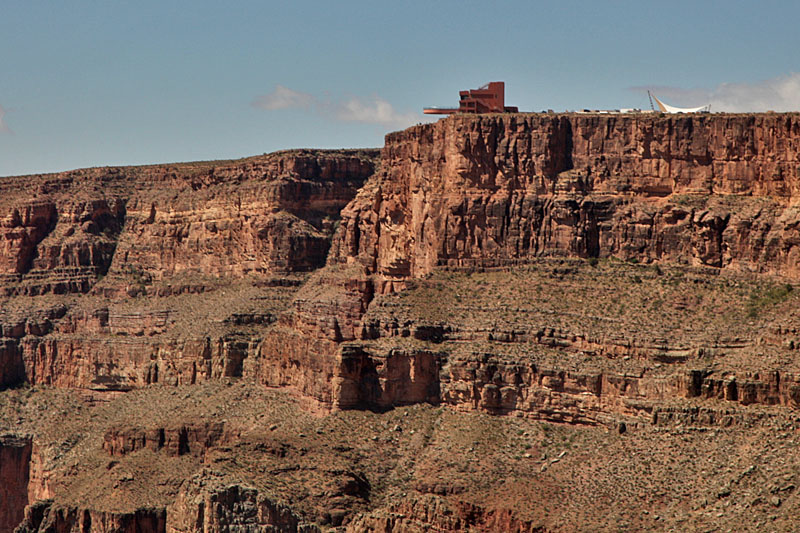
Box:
[424,110,800,118]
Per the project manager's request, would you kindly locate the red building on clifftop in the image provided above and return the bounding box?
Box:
[424,82,518,115]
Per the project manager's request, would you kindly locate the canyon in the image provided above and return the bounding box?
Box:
[2,113,800,531]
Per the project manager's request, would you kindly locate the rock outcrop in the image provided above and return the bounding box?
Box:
[14,501,166,533]
[0,149,378,392]
[346,494,541,533]
[167,478,319,533]
[0,150,376,293]
[260,113,800,421]
[0,435,31,533]
[331,113,800,278]
[102,421,237,458]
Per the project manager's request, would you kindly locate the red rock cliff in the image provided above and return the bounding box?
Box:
[331,113,800,278]
[259,113,800,418]
[0,150,378,391]
[0,435,31,533]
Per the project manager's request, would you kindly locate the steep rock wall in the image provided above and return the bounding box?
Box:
[0,149,375,295]
[102,421,238,458]
[261,114,800,418]
[167,479,319,533]
[346,494,542,533]
[330,114,800,278]
[0,435,31,533]
[14,501,166,533]
[0,150,378,390]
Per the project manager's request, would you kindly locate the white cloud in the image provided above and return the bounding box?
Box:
[634,73,800,112]
[0,104,10,134]
[334,96,420,128]
[253,85,423,129]
[252,85,314,110]
[708,74,800,112]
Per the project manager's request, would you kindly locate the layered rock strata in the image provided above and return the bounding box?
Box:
[261,113,800,421]
[14,501,166,533]
[6,114,800,530]
[0,150,378,392]
[0,435,31,532]
[102,421,237,458]
[167,478,320,533]
[331,113,800,278]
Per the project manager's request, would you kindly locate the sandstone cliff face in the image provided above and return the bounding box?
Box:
[255,268,380,408]
[0,150,377,391]
[330,114,800,278]
[0,149,375,296]
[114,153,373,281]
[346,493,542,533]
[102,421,237,458]
[167,478,319,533]
[260,114,800,421]
[14,501,166,533]
[0,435,31,533]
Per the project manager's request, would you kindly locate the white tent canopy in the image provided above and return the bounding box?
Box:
[650,92,710,113]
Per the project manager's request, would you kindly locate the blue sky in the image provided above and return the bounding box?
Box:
[1,1,799,176]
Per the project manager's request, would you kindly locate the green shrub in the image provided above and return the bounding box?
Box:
[746,283,793,318]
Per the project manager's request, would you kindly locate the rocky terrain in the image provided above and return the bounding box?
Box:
[3,112,800,531]
[0,149,376,392]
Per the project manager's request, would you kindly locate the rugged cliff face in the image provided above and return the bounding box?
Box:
[331,113,800,278]
[14,502,166,533]
[0,151,375,289]
[167,477,320,533]
[0,435,31,532]
[7,114,800,531]
[256,113,800,419]
[0,149,377,392]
